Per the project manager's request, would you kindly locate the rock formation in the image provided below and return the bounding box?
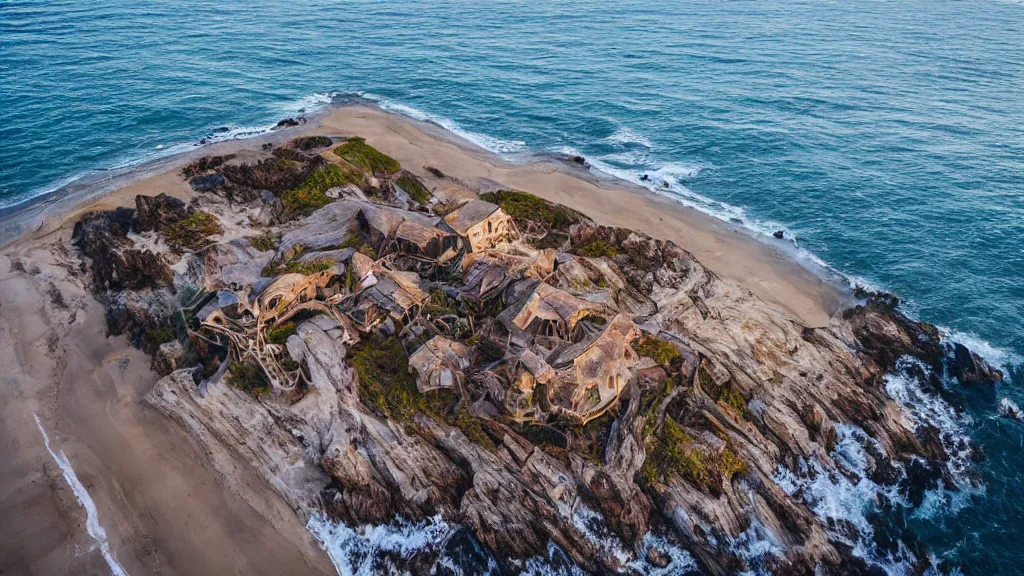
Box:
[69,135,1002,575]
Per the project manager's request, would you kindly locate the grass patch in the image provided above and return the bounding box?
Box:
[291,135,332,151]
[265,321,296,346]
[283,257,335,275]
[333,138,401,176]
[149,326,175,345]
[479,190,585,230]
[349,336,453,421]
[633,336,681,368]
[165,212,223,252]
[577,240,619,259]
[227,360,270,395]
[248,230,280,252]
[395,173,432,205]
[282,164,361,217]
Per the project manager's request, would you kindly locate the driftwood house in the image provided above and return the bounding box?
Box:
[408,335,472,393]
[442,199,514,252]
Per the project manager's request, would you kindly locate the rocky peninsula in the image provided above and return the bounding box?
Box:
[0,105,1002,575]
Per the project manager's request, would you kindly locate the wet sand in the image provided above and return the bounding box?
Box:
[0,102,847,576]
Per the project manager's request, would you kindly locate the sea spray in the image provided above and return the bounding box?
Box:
[33,414,130,576]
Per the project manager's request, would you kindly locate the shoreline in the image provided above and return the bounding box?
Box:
[1,101,850,327]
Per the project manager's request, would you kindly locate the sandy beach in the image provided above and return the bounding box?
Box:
[0,103,848,575]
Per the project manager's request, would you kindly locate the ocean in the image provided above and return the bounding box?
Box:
[2,0,1022,573]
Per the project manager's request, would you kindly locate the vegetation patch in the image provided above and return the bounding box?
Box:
[576,240,619,259]
[350,336,452,421]
[333,138,401,176]
[291,135,332,151]
[283,257,335,276]
[395,173,432,205]
[227,360,270,395]
[633,335,681,368]
[247,230,280,252]
[449,408,496,452]
[641,418,744,494]
[479,190,585,231]
[165,211,223,252]
[265,321,296,346]
[282,164,361,217]
[717,384,749,419]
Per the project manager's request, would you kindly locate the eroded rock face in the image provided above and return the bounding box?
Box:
[134,193,191,232]
[71,207,173,292]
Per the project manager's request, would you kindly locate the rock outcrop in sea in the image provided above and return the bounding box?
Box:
[69,134,1000,575]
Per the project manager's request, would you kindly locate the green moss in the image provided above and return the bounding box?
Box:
[350,336,451,421]
[165,212,223,252]
[577,240,619,259]
[333,138,401,176]
[642,418,745,494]
[227,360,270,395]
[149,326,175,345]
[247,230,280,252]
[266,322,296,346]
[450,408,495,452]
[633,335,681,367]
[282,164,361,217]
[396,173,432,205]
[283,257,335,275]
[718,385,749,418]
[479,190,585,230]
[338,234,367,250]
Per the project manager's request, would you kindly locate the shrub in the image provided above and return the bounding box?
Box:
[633,335,681,367]
[282,164,361,217]
[395,173,432,205]
[227,360,270,395]
[283,257,335,275]
[265,321,296,346]
[350,336,451,421]
[333,138,401,176]
[642,418,745,494]
[247,230,279,252]
[165,212,223,252]
[479,190,585,230]
[291,135,332,151]
[577,240,619,259]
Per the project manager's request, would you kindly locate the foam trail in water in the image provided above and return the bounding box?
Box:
[359,92,526,154]
[307,512,461,576]
[33,414,130,576]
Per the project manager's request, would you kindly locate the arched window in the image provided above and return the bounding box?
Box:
[488,221,493,234]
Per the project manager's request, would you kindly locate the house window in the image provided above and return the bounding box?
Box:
[487,221,493,234]
[607,376,614,390]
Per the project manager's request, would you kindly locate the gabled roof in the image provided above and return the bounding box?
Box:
[547,313,639,368]
[443,199,503,235]
[497,282,596,334]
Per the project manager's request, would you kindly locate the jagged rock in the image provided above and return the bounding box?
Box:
[134,193,191,232]
[154,339,185,374]
[71,208,173,292]
[948,342,1002,387]
[999,397,1022,421]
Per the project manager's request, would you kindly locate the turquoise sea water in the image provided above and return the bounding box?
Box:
[2,0,1023,573]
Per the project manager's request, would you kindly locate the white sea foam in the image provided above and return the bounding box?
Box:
[773,423,915,575]
[306,512,457,576]
[604,126,653,148]
[942,329,1022,372]
[359,92,526,154]
[33,414,130,576]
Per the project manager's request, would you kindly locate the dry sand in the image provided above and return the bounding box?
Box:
[0,103,847,576]
[311,106,847,328]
